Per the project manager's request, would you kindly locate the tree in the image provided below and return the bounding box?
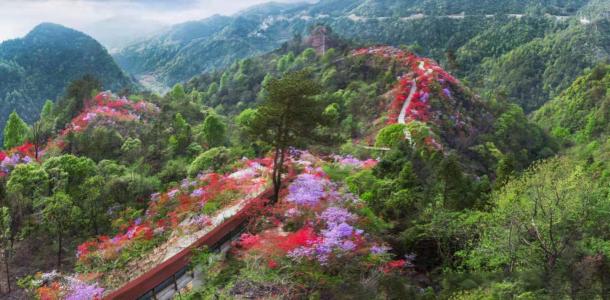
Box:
[0,207,11,293]
[6,163,49,248]
[249,71,322,201]
[202,112,227,148]
[36,192,80,268]
[30,119,53,160]
[467,158,597,296]
[168,113,191,155]
[43,154,96,201]
[120,137,142,163]
[82,176,109,235]
[3,111,29,149]
[55,75,101,128]
[171,83,186,102]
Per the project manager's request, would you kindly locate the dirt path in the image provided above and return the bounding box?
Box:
[398,79,417,124]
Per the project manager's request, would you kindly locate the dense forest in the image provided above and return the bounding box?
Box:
[0,23,132,143]
[0,0,608,299]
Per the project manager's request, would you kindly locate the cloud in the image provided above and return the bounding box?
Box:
[0,0,310,42]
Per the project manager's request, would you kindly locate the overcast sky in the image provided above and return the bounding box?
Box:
[0,0,311,42]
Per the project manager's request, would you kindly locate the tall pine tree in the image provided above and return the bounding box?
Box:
[249,71,323,201]
[3,111,29,149]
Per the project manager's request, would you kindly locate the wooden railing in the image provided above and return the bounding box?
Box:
[103,185,278,300]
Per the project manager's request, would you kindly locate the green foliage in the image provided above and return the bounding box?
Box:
[0,23,131,143]
[375,124,407,148]
[169,113,192,155]
[533,63,610,142]
[188,147,231,177]
[474,20,610,112]
[201,112,227,148]
[463,158,608,297]
[35,191,81,267]
[2,111,29,149]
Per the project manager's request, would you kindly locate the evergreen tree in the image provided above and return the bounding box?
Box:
[249,71,323,201]
[3,111,29,149]
[202,112,227,148]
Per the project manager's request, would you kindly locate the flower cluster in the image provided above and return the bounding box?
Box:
[75,157,272,282]
[32,272,104,300]
[286,173,328,206]
[234,158,394,270]
[60,92,159,137]
[352,46,462,150]
[0,142,35,177]
[288,206,363,264]
[332,155,378,169]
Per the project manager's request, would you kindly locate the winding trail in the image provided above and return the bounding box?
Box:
[397,79,417,124]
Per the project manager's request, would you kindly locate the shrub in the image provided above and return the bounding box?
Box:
[188,147,231,177]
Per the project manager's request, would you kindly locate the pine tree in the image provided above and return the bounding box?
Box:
[3,111,29,149]
[249,71,323,201]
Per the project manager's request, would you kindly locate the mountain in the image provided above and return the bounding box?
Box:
[533,63,610,142]
[115,0,604,98]
[0,23,132,143]
[466,18,610,112]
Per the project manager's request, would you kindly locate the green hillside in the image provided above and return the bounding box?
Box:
[0,23,132,144]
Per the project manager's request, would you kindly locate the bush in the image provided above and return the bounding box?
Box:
[375,124,407,148]
[188,147,230,177]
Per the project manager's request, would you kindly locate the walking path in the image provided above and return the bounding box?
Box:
[397,79,417,124]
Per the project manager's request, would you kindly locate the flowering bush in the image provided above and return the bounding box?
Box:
[73,157,273,290]
[352,46,461,150]
[286,173,328,206]
[234,159,401,272]
[27,272,104,300]
[66,93,159,134]
[332,155,378,169]
[0,142,35,177]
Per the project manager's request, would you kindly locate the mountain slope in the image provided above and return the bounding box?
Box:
[115,0,597,89]
[533,63,610,142]
[0,23,132,143]
[472,18,610,112]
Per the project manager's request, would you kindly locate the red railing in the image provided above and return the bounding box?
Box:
[103,174,292,300]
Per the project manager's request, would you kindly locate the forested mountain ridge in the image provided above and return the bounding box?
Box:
[0,23,132,144]
[115,0,606,91]
[466,18,610,112]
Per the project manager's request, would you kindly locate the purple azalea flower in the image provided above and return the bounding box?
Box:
[190,188,205,198]
[150,193,161,201]
[421,92,430,103]
[287,174,326,206]
[167,189,179,199]
[370,245,390,255]
[442,88,452,98]
[66,280,105,300]
[340,240,356,251]
[320,207,355,225]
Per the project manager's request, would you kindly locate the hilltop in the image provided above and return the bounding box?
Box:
[0,23,132,143]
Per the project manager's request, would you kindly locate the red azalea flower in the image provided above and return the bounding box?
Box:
[267,259,278,269]
[278,227,318,252]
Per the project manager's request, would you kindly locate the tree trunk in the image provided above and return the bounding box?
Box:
[57,234,62,268]
[3,249,9,293]
[271,147,285,204]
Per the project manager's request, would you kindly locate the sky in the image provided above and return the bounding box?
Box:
[0,0,311,42]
